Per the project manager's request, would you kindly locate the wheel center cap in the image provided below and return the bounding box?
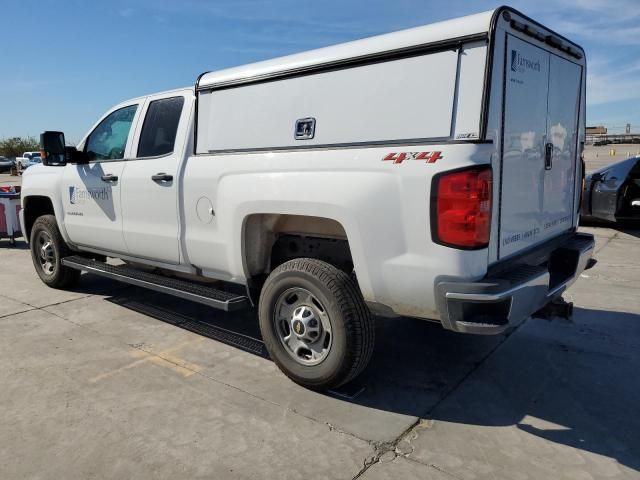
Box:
[40,242,52,260]
[291,305,321,341]
[292,319,305,335]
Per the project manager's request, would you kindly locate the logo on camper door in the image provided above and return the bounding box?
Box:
[511,49,541,74]
[382,152,443,164]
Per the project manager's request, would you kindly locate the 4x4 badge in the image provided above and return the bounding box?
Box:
[382,151,443,164]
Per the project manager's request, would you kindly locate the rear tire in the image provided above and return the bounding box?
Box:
[259,258,374,390]
[30,214,80,289]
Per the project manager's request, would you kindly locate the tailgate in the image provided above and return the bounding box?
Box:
[499,34,583,259]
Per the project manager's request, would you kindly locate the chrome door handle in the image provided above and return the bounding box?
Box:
[151,173,173,182]
[100,174,118,183]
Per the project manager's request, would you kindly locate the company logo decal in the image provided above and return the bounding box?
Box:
[68,186,110,205]
[511,49,541,73]
[382,151,443,164]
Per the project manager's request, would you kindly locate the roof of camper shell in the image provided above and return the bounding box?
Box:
[197,9,497,90]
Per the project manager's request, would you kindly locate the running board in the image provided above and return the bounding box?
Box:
[62,255,250,312]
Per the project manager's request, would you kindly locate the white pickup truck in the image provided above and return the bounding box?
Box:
[22,6,594,390]
[16,152,42,173]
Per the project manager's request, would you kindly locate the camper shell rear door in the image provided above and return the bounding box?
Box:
[488,10,585,261]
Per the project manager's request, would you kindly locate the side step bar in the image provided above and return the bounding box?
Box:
[62,255,250,312]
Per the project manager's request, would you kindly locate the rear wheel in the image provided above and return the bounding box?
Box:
[259,258,374,390]
[30,214,80,289]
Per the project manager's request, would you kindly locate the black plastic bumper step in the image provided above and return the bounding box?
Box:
[62,255,250,312]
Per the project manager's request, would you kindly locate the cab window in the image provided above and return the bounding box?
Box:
[137,97,184,158]
[85,105,137,161]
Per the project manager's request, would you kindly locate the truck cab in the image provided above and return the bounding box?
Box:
[21,6,594,390]
[57,90,190,262]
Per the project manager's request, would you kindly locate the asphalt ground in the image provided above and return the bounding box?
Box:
[0,149,639,479]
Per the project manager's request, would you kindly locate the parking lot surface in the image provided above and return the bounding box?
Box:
[584,143,640,172]
[1,170,639,479]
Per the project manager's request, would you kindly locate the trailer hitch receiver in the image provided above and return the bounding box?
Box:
[533,297,574,321]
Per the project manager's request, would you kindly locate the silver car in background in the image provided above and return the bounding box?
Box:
[0,156,16,173]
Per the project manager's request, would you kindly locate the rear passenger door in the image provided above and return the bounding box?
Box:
[121,90,192,264]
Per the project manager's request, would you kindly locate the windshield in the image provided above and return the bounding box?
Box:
[592,157,636,177]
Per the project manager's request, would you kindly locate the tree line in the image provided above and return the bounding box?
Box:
[0,137,40,158]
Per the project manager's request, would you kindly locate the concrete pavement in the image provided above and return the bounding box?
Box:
[0,171,22,187]
[583,143,640,172]
[0,171,639,479]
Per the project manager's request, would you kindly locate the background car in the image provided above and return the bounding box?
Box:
[581,156,640,223]
[0,156,15,173]
[16,155,42,172]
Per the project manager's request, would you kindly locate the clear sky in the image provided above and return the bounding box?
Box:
[1,0,638,142]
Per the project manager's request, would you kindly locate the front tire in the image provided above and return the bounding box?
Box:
[259,258,374,390]
[30,214,80,289]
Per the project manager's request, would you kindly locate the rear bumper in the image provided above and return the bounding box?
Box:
[435,232,595,335]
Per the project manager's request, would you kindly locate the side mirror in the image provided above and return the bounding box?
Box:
[64,146,89,165]
[591,172,604,182]
[40,131,90,165]
[40,131,67,166]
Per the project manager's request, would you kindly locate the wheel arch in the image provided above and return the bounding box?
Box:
[242,213,349,272]
[23,195,57,242]
[241,213,363,295]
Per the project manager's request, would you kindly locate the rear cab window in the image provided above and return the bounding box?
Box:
[137,97,184,158]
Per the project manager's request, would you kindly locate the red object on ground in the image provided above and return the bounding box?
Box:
[0,186,22,243]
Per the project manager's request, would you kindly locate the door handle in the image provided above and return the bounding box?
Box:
[544,142,553,170]
[151,173,173,182]
[100,174,118,183]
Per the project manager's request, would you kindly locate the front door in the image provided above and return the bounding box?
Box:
[62,104,139,253]
[120,91,190,264]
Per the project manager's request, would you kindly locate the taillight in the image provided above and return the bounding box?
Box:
[431,166,492,249]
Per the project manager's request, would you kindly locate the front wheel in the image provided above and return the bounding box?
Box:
[30,214,81,289]
[259,258,374,390]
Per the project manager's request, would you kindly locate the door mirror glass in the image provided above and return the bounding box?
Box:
[40,131,66,166]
